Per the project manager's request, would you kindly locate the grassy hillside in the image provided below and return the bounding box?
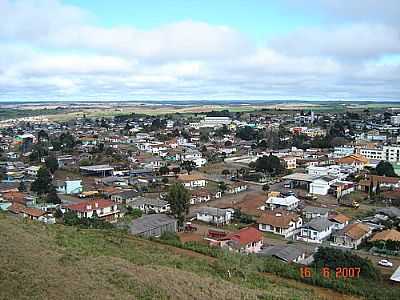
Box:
[0,214,357,300]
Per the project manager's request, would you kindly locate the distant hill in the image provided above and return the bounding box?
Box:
[0,214,343,300]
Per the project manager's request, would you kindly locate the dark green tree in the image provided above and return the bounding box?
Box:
[166,183,190,228]
[18,181,27,192]
[45,155,59,173]
[46,186,61,204]
[31,167,52,195]
[374,161,397,177]
[254,154,284,175]
[181,160,196,174]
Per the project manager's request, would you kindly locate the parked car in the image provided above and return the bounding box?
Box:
[378,259,393,267]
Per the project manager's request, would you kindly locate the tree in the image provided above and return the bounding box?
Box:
[18,181,27,192]
[46,186,61,204]
[31,167,52,195]
[45,155,59,173]
[254,154,284,175]
[37,129,49,143]
[222,169,230,178]
[159,166,170,175]
[262,184,270,192]
[166,183,190,228]
[218,181,227,193]
[374,161,397,177]
[181,160,196,174]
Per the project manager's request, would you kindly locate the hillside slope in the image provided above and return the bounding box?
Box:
[0,214,346,300]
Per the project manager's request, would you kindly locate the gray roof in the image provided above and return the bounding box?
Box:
[197,207,233,217]
[129,196,168,207]
[376,207,400,218]
[80,164,114,171]
[259,245,307,262]
[129,214,176,235]
[114,190,138,199]
[303,206,330,215]
[304,217,334,231]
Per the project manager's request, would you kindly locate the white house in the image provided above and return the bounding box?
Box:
[128,197,170,214]
[309,176,338,195]
[178,174,207,189]
[64,199,120,222]
[25,166,41,177]
[220,227,263,254]
[257,210,302,238]
[196,207,234,225]
[263,195,300,211]
[297,217,334,243]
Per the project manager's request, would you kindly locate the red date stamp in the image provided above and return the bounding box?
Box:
[300,267,360,279]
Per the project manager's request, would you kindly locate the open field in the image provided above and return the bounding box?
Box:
[0,214,345,300]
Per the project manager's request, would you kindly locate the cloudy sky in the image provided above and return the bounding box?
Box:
[1,0,399,102]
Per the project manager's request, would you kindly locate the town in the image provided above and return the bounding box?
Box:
[1,104,400,299]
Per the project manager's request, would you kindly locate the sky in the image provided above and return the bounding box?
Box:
[0,0,400,102]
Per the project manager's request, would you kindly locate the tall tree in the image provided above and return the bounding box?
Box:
[166,183,190,228]
[254,154,284,175]
[31,167,52,195]
[181,160,196,174]
[45,155,59,173]
[374,161,397,177]
[46,186,61,204]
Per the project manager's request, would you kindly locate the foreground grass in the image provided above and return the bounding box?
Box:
[0,215,324,300]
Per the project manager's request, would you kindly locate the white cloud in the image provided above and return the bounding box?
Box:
[0,0,399,101]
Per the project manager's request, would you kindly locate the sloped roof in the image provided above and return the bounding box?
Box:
[257,209,300,229]
[370,229,400,242]
[226,227,263,246]
[336,223,370,240]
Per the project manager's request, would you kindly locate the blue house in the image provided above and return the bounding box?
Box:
[56,180,83,195]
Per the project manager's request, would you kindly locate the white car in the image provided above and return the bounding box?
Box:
[378,259,393,267]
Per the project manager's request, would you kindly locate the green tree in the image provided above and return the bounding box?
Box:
[46,186,61,204]
[166,183,190,228]
[18,181,27,192]
[262,184,270,192]
[254,154,284,175]
[222,169,230,178]
[374,161,397,177]
[45,155,59,173]
[181,160,196,174]
[159,165,170,175]
[31,167,52,195]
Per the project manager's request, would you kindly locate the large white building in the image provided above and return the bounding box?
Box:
[356,145,400,162]
[391,115,400,125]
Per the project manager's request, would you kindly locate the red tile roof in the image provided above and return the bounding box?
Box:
[65,199,114,212]
[226,227,263,246]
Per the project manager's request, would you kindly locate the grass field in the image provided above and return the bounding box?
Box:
[0,214,335,300]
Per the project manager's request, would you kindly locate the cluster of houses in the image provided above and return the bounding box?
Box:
[1,109,400,271]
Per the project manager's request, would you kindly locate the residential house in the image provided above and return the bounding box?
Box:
[178,174,207,189]
[303,206,330,220]
[129,214,177,238]
[309,176,338,195]
[226,182,248,194]
[128,196,170,214]
[64,199,120,222]
[25,165,41,177]
[259,244,315,264]
[281,156,297,170]
[56,155,77,168]
[370,229,400,242]
[196,207,234,225]
[56,179,83,194]
[257,209,302,238]
[111,190,139,204]
[297,217,334,243]
[331,222,371,249]
[328,213,351,230]
[190,189,211,204]
[337,154,369,171]
[220,227,263,254]
[263,195,300,211]
[8,203,55,224]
